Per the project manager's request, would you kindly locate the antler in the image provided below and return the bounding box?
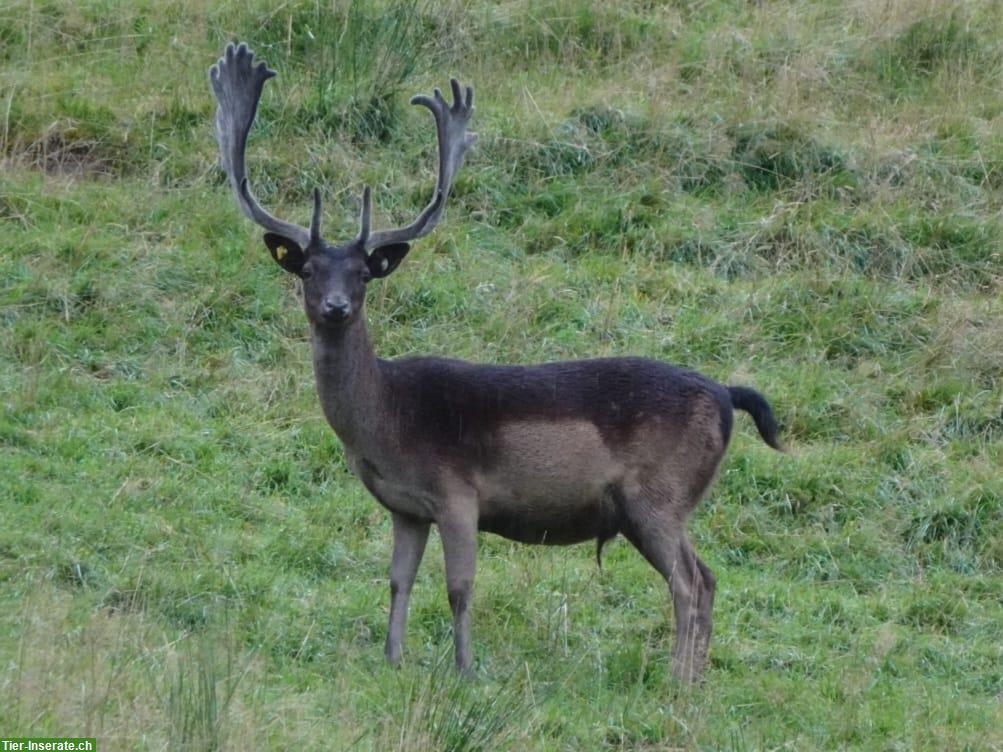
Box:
[209,42,316,249]
[359,78,477,250]
[211,43,475,253]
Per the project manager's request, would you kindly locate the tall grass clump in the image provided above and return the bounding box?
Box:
[366,657,533,751]
[729,122,853,194]
[872,11,991,94]
[280,0,448,140]
[161,635,247,752]
[474,0,663,68]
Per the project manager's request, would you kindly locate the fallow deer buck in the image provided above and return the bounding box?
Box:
[210,42,782,682]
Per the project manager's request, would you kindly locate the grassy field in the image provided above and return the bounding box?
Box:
[1,0,1001,749]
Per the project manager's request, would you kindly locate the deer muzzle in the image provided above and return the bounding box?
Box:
[321,294,352,323]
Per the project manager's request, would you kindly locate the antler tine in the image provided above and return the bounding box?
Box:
[310,187,323,245]
[209,42,311,249]
[357,186,373,245]
[364,78,477,250]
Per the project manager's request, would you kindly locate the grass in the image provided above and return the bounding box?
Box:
[1,0,1001,749]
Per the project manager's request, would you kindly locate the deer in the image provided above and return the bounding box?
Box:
[209,42,783,683]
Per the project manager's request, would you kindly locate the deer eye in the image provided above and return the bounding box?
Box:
[300,266,313,280]
[360,268,372,283]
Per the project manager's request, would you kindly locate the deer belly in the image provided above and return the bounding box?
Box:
[478,497,613,544]
[475,419,622,544]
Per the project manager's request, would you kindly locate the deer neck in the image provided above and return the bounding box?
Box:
[310,316,384,448]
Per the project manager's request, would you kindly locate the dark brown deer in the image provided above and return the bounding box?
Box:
[210,42,782,682]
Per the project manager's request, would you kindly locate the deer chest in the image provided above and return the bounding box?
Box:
[344,449,438,521]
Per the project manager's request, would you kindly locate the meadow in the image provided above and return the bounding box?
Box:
[1,0,1001,749]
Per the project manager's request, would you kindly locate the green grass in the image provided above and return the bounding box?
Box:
[1,0,1001,749]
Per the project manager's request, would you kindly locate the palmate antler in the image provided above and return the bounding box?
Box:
[358,79,477,249]
[209,43,314,249]
[209,42,476,251]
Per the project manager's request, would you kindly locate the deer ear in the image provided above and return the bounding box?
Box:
[264,233,306,274]
[366,243,411,278]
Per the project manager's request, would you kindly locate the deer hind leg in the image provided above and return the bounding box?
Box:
[667,537,716,682]
[620,499,716,683]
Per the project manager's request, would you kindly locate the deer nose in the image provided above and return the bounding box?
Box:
[321,294,352,321]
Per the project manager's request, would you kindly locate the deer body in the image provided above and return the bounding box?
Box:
[317,324,733,542]
[210,43,782,682]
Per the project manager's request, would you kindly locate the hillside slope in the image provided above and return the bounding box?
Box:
[1,1,1000,749]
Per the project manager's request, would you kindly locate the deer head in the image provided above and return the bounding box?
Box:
[209,42,477,328]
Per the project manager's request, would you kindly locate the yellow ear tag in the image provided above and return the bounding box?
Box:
[276,246,287,260]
